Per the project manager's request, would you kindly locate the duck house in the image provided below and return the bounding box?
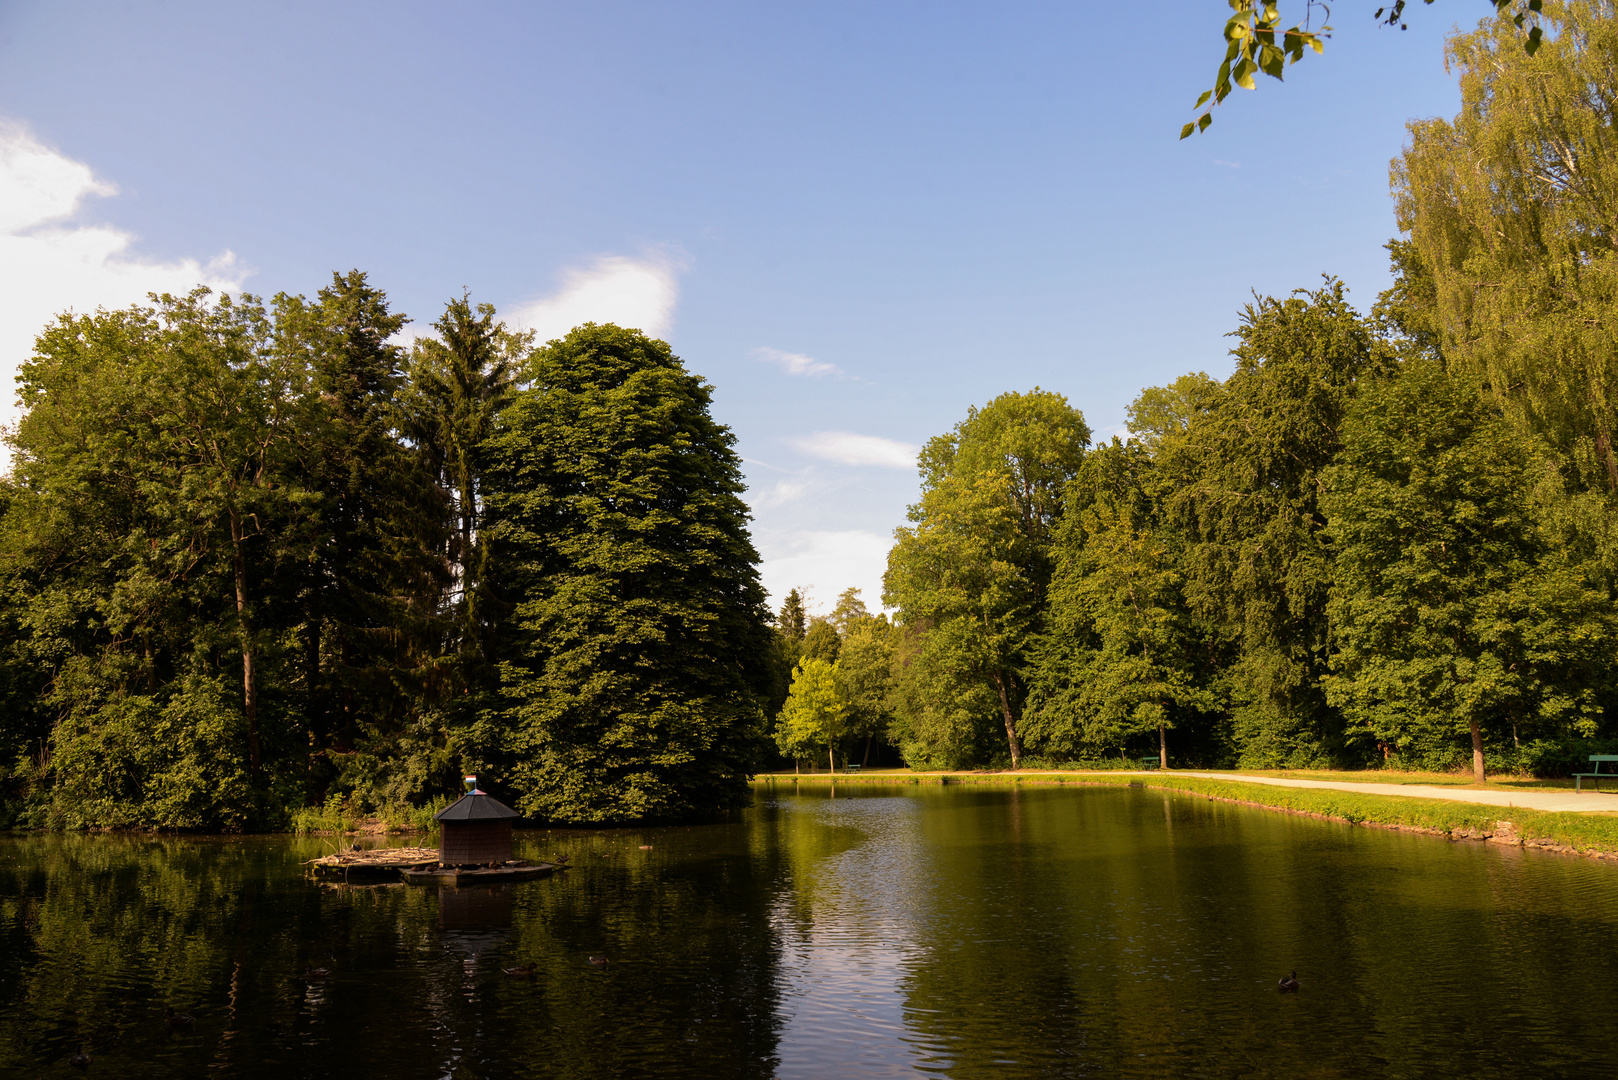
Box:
[435,784,520,866]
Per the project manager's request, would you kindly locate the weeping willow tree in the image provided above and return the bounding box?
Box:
[1395,1,1618,514]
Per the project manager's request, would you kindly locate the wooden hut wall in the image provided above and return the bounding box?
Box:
[440,820,513,865]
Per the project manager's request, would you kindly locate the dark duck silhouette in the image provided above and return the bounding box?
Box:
[303,966,331,979]
[69,1048,91,1068]
[587,956,609,967]
[1277,971,1300,993]
[503,963,538,977]
[164,1007,195,1027]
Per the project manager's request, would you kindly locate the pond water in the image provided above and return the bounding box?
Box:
[4,783,1618,1079]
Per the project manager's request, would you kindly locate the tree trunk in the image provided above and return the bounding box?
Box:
[1158,723,1168,769]
[229,506,260,779]
[862,735,872,768]
[828,744,836,774]
[304,620,321,745]
[992,671,1023,769]
[1470,716,1486,784]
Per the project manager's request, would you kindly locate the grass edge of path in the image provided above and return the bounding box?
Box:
[751,771,1618,861]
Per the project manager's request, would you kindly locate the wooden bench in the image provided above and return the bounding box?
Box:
[842,763,862,775]
[1574,755,1618,792]
[1140,757,1161,771]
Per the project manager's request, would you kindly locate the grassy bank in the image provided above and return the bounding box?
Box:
[753,771,1618,860]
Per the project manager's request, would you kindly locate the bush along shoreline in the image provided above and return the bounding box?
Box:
[752,772,1618,862]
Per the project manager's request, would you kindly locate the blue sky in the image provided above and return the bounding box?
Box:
[0,1,1469,613]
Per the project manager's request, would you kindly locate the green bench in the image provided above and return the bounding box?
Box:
[1139,757,1161,771]
[1574,755,1618,792]
[842,763,862,775]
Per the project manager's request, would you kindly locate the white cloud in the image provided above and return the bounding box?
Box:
[790,430,919,469]
[753,476,813,509]
[754,345,842,378]
[0,120,247,447]
[755,529,894,615]
[508,253,680,343]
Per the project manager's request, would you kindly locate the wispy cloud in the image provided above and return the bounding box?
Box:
[752,477,814,509]
[754,345,843,378]
[0,119,247,452]
[791,430,918,469]
[507,253,681,343]
[754,529,894,614]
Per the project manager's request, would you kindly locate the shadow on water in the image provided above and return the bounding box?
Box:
[5,787,1618,1078]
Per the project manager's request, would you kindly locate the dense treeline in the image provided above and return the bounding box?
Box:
[0,277,771,829]
[768,4,1618,782]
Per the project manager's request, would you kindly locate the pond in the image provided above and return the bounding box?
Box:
[4,783,1618,1079]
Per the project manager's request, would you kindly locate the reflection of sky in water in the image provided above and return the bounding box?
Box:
[771,794,945,1077]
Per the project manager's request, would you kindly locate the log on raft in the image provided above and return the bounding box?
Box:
[305,847,442,879]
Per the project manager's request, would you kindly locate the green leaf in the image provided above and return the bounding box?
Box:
[1181,122,1197,140]
[1198,113,1213,132]
[1196,90,1213,108]
[1526,26,1543,54]
[1233,57,1257,90]
[1259,43,1285,79]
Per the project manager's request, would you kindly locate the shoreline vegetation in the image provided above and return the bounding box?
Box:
[753,770,1618,862]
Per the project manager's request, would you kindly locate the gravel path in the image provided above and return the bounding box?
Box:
[1156,771,1618,814]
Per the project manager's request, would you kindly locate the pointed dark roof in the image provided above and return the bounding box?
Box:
[435,791,520,822]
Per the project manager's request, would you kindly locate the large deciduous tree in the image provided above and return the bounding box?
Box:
[1323,359,1618,782]
[1027,439,1218,767]
[6,289,317,827]
[884,390,1089,769]
[484,323,772,822]
[1396,2,1618,503]
[1159,281,1391,766]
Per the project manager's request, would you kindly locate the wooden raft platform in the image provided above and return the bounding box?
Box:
[306,847,441,880]
[401,861,559,885]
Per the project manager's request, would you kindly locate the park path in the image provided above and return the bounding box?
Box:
[1155,771,1618,814]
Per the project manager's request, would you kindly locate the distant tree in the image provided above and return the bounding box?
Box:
[774,657,849,772]
[484,323,772,822]
[776,589,807,642]
[802,619,842,664]
[885,390,1090,768]
[1123,372,1223,451]
[828,587,872,635]
[835,615,895,766]
[1028,439,1218,767]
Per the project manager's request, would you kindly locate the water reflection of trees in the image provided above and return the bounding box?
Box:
[1,826,790,1079]
[892,787,1618,1079]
